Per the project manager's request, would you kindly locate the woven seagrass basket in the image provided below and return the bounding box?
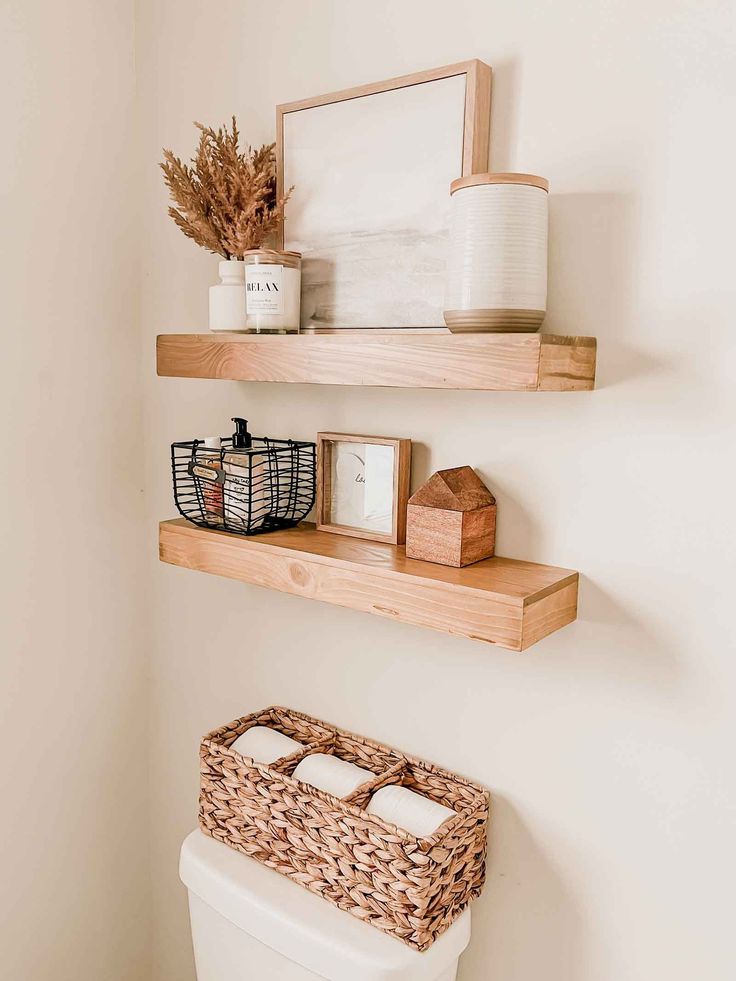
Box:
[199,706,490,951]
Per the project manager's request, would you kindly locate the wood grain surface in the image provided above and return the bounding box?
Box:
[159,519,579,651]
[156,332,597,391]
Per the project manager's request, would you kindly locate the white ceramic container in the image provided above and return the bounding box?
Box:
[209,259,247,332]
[444,173,549,333]
[244,249,302,333]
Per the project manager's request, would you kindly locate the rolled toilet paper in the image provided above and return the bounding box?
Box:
[292,753,374,798]
[367,785,457,838]
[229,726,304,764]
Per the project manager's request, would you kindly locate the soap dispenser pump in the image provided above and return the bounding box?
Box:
[224,417,265,532]
[231,417,252,449]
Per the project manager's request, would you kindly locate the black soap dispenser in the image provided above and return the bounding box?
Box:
[224,418,261,533]
[231,417,252,450]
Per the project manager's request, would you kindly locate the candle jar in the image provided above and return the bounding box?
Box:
[444,173,549,333]
[243,249,302,334]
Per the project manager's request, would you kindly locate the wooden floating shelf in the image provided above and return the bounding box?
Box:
[159,518,579,651]
[156,332,596,392]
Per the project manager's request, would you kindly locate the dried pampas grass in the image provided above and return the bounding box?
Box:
[160,117,291,259]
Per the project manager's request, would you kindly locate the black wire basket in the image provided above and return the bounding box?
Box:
[171,436,316,535]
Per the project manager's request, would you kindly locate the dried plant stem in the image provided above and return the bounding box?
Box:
[160,117,292,259]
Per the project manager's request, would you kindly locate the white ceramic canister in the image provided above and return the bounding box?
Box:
[444,173,549,333]
[243,249,301,334]
[209,259,248,332]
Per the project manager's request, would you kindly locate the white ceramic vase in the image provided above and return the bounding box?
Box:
[209,259,247,332]
[444,173,549,333]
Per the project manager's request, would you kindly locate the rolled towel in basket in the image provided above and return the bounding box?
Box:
[229,726,304,764]
[367,785,457,838]
[292,753,374,798]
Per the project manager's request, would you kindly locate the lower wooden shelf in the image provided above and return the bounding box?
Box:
[159,519,579,651]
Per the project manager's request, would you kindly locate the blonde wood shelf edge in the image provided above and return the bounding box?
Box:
[156,332,596,392]
[159,519,579,651]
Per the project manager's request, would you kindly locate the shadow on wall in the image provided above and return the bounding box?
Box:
[459,795,586,981]
[573,573,688,695]
[487,58,520,172]
[409,440,432,489]
[547,191,662,387]
[474,466,542,561]
[489,61,659,389]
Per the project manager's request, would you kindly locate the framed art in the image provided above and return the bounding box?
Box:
[316,433,412,544]
[277,60,491,332]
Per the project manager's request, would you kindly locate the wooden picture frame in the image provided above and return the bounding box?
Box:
[316,433,412,544]
[276,60,492,333]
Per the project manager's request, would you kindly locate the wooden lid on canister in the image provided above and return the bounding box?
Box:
[450,173,549,195]
[243,248,302,267]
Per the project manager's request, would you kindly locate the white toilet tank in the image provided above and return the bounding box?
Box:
[180,830,472,981]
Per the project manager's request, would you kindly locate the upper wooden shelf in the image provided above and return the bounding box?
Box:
[156,332,596,391]
[159,518,579,651]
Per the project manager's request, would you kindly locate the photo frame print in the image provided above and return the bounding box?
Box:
[316,433,412,544]
[277,60,491,332]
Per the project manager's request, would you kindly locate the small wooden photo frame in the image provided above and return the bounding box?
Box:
[316,433,412,544]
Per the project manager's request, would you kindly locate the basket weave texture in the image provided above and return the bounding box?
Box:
[199,706,490,951]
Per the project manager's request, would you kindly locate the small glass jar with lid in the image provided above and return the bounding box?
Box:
[243,249,302,334]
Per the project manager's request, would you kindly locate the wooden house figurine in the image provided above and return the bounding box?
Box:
[405,467,496,567]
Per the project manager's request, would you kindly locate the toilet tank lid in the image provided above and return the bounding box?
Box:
[180,831,471,981]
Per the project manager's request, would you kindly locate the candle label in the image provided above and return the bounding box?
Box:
[246,264,284,315]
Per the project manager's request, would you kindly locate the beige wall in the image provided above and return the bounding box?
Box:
[139,1,735,978]
[0,2,149,980]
